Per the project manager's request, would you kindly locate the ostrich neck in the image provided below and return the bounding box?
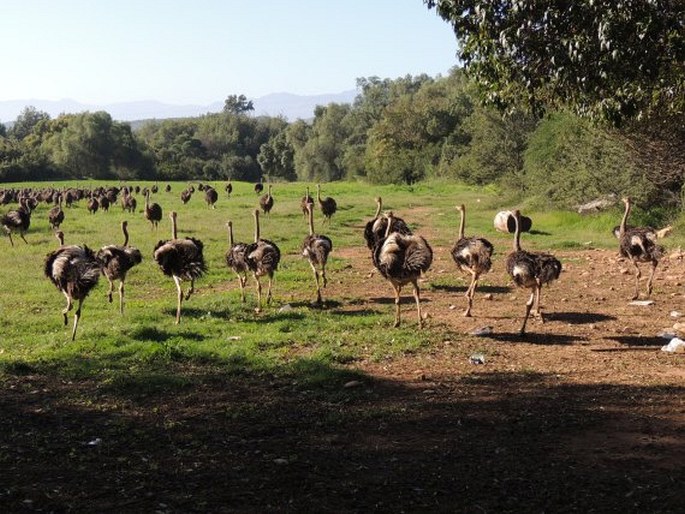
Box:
[317,187,322,202]
[308,206,314,235]
[384,215,393,238]
[171,217,178,240]
[122,224,129,246]
[254,215,260,242]
[374,199,382,219]
[619,201,631,236]
[513,216,521,252]
[228,224,234,247]
[458,208,466,239]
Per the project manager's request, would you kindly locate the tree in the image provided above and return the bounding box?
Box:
[223,94,254,115]
[257,131,296,181]
[9,106,51,140]
[425,0,684,124]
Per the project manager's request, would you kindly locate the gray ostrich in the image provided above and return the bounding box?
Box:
[44,231,101,340]
[302,202,333,305]
[618,197,664,300]
[225,220,250,303]
[372,211,433,328]
[505,210,561,335]
[245,209,281,312]
[451,204,494,317]
[96,220,142,314]
[153,211,207,324]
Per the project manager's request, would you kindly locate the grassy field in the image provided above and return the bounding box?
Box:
[0,179,679,385]
[2,179,684,512]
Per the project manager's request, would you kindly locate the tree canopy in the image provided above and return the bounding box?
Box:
[426,0,685,125]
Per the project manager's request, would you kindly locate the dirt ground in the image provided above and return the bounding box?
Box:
[2,245,684,513]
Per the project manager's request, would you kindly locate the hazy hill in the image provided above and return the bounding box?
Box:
[0,90,357,124]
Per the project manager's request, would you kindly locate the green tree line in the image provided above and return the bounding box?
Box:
[0,65,676,209]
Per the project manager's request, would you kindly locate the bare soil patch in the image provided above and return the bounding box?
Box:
[2,246,684,512]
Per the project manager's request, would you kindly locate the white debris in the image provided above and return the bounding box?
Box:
[661,338,685,353]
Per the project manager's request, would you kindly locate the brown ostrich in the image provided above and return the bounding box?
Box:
[225,220,250,303]
[300,186,314,218]
[2,198,32,246]
[204,186,218,209]
[96,220,143,314]
[316,184,337,224]
[44,230,101,340]
[302,202,333,304]
[372,212,433,328]
[153,212,207,324]
[617,197,664,300]
[451,204,494,317]
[363,196,412,250]
[505,210,561,335]
[48,194,65,230]
[245,209,280,312]
[259,184,274,215]
[144,189,163,229]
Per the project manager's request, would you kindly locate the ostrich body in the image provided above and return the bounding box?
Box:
[87,197,99,214]
[180,189,192,204]
[363,197,412,250]
[225,182,233,197]
[205,187,218,208]
[96,221,142,313]
[259,184,274,215]
[316,184,337,223]
[48,195,65,230]
[1,199,31,246]
[153,211,207,324]
[372,212,433,328]
[301,186,314,218]
[618,197,664,300]
[505,210,561,335]
[245,210,280,312]
[451,204,494,317]
[144,190,163,229]
[225,221,250,303]
[254,182,264,195]
[494,210,532,233]
[302,203,333,304]
[44,231,101,340]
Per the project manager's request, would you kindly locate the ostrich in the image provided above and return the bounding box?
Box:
[451,204,494,317]
[363,196,412,250]
[372,212,433,328]
[254,181,264,195]
[180,189,192,204]
[204,186,218,208]
[301,186,314,218]
[245,209,281,312]
[225,182,233,197]
[1,198,31,246]
[153,211,207,324]
[225,220,250,303]
[617,197,664,300]
[505,210,561,335]
[96,220,142,314]
[165,184,172,193]
[87,196,99,214]
[44,230,101,340]
[48,194,65,230]
[302,202,333,304]
[144,189,163,229]
[316,184,337,224]
[259,184,274,215]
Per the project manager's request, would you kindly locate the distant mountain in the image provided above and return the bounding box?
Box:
[0,90,358,125]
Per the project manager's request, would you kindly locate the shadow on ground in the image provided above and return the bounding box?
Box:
[1,360,682,513]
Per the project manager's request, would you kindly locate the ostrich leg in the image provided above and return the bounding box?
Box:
[71,298,84,341]
[173,276,183,324]
[412,280,423,329]
[519,290,536,335]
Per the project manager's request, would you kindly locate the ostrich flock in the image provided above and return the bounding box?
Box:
[0,182,666,341]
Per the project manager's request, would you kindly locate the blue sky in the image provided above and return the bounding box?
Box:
[3,0,459,105]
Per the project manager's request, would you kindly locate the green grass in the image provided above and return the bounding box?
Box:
[0,179,681,389]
